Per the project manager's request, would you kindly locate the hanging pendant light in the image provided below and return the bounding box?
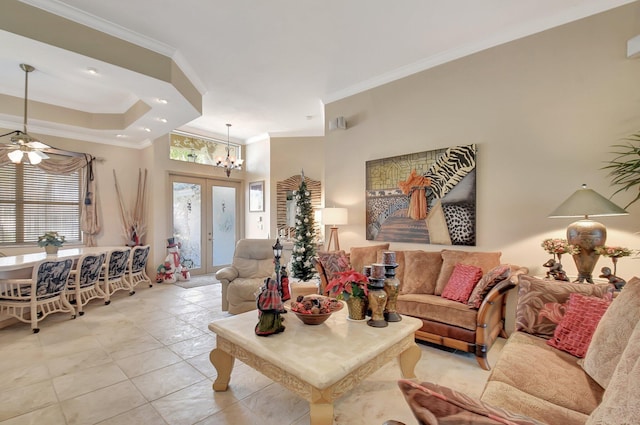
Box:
[214,123,244,177]
[0,63,51,164]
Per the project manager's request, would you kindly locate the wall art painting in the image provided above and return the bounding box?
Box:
[365,144,477,246]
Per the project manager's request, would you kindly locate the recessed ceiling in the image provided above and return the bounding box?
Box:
[0,0,635,147]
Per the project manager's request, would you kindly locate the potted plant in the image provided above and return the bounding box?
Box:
[603,132,640,209]
[325,270,369,320]
[38,231,65,255]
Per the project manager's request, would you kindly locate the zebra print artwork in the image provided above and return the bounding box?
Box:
[365,144,476,245]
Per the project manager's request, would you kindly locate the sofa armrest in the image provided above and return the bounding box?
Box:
[393,380,544,425]
[215,266,239,311]
[215,266,238,283]
[474,269,523,369]
[477,277,516,323]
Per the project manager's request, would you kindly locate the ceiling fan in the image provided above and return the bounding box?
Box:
[0,63,51,164]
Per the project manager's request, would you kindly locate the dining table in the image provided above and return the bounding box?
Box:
[0,246,127,279]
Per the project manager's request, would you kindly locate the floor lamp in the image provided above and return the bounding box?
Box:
[549,184,628,283]
[322,207,348,251]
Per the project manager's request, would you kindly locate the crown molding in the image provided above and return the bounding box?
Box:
[323,0,637,104]
[19,0,176,57]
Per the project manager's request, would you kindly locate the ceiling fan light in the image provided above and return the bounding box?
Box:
[8,150,24,163]
[27,150,42,164]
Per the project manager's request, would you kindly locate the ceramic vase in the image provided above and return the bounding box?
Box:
[44,245,59,255]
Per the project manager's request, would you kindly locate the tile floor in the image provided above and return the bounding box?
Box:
[0,278,504,425]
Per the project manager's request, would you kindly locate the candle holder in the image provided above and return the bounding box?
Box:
[382,252,401,322]
[367,263,388,327]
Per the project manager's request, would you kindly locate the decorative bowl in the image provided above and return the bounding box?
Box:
[289,295,343,325]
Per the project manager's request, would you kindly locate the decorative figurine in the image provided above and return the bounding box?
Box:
[255,277,286,336]
[543,258,569,281]
[599,266,626,290]
[156,238,190,284]
[280,266,291,302]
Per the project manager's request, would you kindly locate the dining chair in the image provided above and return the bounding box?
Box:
[98,248,132,304]
[67,252,107,315]
[0,258,75,333]
[127,245,152,292]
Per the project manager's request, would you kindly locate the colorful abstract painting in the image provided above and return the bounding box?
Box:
[365,144,477,245]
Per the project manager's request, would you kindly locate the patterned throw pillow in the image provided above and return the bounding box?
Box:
[317,251,350,282]
[467,264,511,309]
[397,380,544,425]
[516,275,613,339]
[547,293,611,358]
[441,263,483,303]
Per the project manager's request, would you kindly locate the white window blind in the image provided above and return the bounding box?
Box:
[0,163,81,245]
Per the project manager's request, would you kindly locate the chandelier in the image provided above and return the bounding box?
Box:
[214,123,243,177]
[0,64,51,164]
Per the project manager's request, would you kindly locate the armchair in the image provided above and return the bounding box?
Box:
[216,239,277,314]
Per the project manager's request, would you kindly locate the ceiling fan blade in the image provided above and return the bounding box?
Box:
[32,150,49,159]
[26,141,50,150]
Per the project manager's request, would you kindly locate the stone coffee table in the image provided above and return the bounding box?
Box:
[208,306,422,425]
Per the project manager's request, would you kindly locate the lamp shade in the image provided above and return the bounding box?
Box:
[548,185,628,218]
[322,207,348,226]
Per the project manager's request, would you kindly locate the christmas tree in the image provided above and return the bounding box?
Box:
[291,170,317,281]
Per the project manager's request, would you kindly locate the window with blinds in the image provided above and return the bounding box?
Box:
[0,163,81,245]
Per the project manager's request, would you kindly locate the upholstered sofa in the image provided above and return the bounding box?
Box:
[385,275,640,425]
[215,239,276,314]
[314,243,527,370]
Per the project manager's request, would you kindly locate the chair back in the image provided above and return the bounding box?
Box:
[34,259,73,299]
[78,253,106,288]
[107,249,131,278]
[131,245,150,273]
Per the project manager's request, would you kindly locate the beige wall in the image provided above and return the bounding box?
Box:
[323,4,640,327]
[269,136,325,239]
[245,138,270,239]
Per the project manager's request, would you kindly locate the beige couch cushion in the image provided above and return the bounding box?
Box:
[233,257,274,278]
[481,381,589,425]
[398,250,442,295]
[586,320,640,425]
[580,276,640,389]
[484,331,603,416]
[396,293,477,331]
[435,250,501,295]
[349,243,389,274]
[227,277,266,307]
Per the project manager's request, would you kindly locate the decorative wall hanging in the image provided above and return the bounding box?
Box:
[365,144,477,246]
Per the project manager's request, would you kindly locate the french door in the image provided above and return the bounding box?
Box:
[170,175,242,275]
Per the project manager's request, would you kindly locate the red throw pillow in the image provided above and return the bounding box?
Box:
[547,293,611,358]
[441,263,483,303]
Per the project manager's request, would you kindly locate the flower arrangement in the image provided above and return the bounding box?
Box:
[37,231,65,247]
[541,238,579,255]
[595,246,634,258]
[325,270,369,300]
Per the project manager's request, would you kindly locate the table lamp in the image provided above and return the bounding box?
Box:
[322,207,348,251]
[549,184,628,283]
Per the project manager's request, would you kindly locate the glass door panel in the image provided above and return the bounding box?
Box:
[171,174,242,275]
[211,185,236,268]
[172,179,203,273]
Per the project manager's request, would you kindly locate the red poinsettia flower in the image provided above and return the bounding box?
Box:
[325,270,369,300]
